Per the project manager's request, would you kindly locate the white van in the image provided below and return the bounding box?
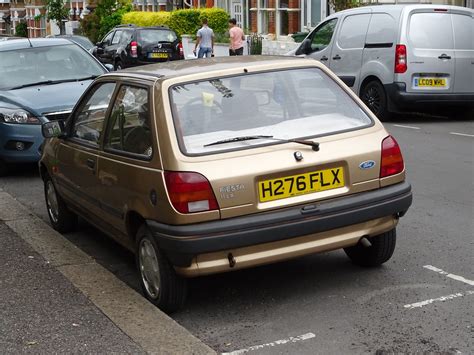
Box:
[293,5,474,119]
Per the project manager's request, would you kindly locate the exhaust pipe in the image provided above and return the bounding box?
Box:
[359,237,372,248]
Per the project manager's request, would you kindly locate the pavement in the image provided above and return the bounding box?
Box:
[0,189,215,354]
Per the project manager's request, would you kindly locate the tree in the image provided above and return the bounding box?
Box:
[328,0,359,12]
[80,0,131,43]
[44,0,69,34]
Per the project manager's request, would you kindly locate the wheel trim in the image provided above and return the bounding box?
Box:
[46,181,59,223]
[139,239,161,299]
[364,86,381,114]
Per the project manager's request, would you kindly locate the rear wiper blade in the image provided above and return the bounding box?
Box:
[10,76,98,90]
[204,135,320,151]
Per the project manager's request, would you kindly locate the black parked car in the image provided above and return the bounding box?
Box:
[93,24,184,70]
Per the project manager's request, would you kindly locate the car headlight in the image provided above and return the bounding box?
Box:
[0,107,40,124]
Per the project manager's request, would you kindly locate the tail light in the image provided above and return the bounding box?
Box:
[178,42,184,58]
[130,41,138,58]
[380,135,404,178]
[164,171,219,213]
[395,44,407,74]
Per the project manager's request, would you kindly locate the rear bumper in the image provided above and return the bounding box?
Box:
[385,82,474,110]
[147,181,412,270]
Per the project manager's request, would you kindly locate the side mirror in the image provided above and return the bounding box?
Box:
[104,64,114,72]
[42,120,66,139]
[296,38,312,56]
[96,42,103,47]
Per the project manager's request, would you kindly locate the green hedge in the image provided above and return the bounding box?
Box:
[122,8,229,37]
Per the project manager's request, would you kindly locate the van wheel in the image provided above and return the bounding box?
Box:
[44,175,77,233]
[344,228,396,267]
[361,80,390,121]
[114,60,122,71]
[136,225,187,313]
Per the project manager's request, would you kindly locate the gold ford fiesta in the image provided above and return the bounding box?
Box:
[40,56,412,312]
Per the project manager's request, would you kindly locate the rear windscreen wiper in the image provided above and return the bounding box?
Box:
[10,76,99,90]
[204,135,320,151]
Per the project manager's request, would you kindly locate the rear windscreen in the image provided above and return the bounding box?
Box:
[409,13,453,49]
[170,68,373,155]
[138,29,177,44]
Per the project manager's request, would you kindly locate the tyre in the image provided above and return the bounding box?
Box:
[136,225,187,313]
[114,60,122,71]
[344,228,396,267]
[0,160,8,176]
[360,80,391,121]
[44,174,77,233]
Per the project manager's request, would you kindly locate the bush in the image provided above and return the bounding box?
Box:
[122,8,229,37]
[121,11,171,27]
[15,22,28,37]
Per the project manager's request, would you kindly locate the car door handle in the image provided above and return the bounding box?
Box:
[86,158,95,170]
[332,54,341,60]
[320,56,329,61]
[438,54,451,60]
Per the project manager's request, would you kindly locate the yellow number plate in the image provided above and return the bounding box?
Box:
[150,53,168,59]
[415,78,446,87]
[258,167,345,202]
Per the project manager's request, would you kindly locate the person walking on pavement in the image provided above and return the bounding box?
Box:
[193,18,214,58]
[228,18,245,56]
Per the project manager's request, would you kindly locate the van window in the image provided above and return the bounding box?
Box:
[310,19,337,52]
[409,13,453,49]
[338,14,371,49]
[366,13,396,45]
[452,14,473,50]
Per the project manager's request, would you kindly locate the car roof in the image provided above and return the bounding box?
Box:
[0,37,74,51]
[105,56,322,81]
[115,24,173,31]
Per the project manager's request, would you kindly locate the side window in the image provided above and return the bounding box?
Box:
[338,14,371,49]
[120,30,133,44]
[409,13,453,49]
[103,31,114,44]
[452,14,473,50]
[366,13,397,45]
[310,19,337,52]
[71,83,116,145]
[104,85,152,158]
[111,30,123,45]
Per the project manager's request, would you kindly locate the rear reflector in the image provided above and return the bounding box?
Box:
[380,136,404,178]
[130,41,138,58]
[395,44,407,74]
[164,171,219,214]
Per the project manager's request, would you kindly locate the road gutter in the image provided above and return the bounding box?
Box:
[0,188,215,355]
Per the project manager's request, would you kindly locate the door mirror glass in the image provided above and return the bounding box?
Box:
[104,64,114,72]
[296,38,312,55]
[42,120,66,138]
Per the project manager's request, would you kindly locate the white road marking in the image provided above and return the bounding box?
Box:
[449,132,474,138]
[221,332,316,355]
[393,124,421,130]
[424,265,474,286]
[404,290,474,309]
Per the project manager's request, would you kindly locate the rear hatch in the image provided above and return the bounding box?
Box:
[163,65,396,222]
[137,28,178,62]
[398,7,456,94]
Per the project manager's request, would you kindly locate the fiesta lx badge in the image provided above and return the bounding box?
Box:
[359,160,376,170]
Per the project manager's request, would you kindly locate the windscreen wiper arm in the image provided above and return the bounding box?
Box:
[204,135,320,151]
[10,76,99,90]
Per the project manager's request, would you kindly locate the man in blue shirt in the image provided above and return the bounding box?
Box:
[193,18,214,58]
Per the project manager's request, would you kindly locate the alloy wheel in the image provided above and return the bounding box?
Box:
[139,238,161,299]
[46,180,59,224]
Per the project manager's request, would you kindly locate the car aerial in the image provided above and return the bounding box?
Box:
[291,4,474,120]
[40,56,412,313]
[48,34,95,52]
[0,38,111,175]
[93,24,184,70]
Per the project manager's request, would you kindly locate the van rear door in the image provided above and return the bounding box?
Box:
[452,11,474,94]
[329,11,371,92]
[400,8,455,94]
